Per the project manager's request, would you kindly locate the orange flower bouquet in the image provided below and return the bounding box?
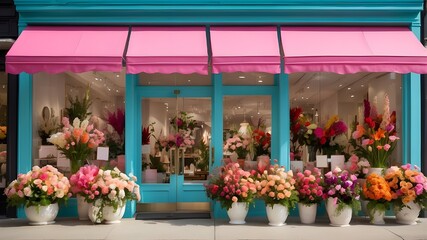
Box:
[384,164,427,209]
[363,173,392,223]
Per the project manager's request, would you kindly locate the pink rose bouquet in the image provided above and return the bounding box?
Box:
[205,162,257,210]
[294,168,324,206]
[87,167,141,223]
[4,165,71,207]
[69,164,100,200]
[254,164,298,209]
[346,154,370,179]
[223,135,250,159]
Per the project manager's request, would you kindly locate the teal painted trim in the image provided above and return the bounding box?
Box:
[124,74,138,218]
[212,74,223,219]
[212,74,223,170]
[57,198,77,217]
[278,73,290,170]
[402,73,421,166]
[271,75,279,164]
[17,73,33,219]
[223,86,275,96]
[14,0,423,25]
[138,86,211,98]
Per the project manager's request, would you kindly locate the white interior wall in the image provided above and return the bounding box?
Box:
[319,92,338,125]
[33,73,67,159]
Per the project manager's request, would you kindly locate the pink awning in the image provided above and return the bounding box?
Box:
[210,27,281,74]
[126,27,208,75]
[6,26,129,74]
[281,26,427,74]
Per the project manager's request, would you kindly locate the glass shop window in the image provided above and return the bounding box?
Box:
[289,72,402,169]
[32,71,126,176]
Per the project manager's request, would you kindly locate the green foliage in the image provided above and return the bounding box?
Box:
[143,155,166,172]
[196,140,209,171]
[65,87,92,121]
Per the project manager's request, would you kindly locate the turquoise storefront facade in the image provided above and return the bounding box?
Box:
[12,0,425,218]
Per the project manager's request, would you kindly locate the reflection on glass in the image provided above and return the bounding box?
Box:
[142,97,211,184]
[289,72,402,166]
[223,96,272,170]
[32,72,126,175]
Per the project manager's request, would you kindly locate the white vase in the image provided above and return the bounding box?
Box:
[369,208,385,225]
[77,195,90,220]
[367,168,384,176]
[394,201,421,225]
[266,204,288,226]
[227,202,248,224]
[298,203,317,224]
[103,203,126,224]
[142,144,151,154]
[326,197,352,227]
[25,203,59,225]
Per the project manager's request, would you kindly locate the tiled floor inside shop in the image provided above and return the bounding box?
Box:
[0,216,426,240]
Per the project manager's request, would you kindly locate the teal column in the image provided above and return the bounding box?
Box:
[277,72,290,170]
[17,73,33,218]
[124,74,138,218]
[212,73,226,218]
[401,24,422,167]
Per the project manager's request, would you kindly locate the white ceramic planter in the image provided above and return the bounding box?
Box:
[326,198,352,227]
[394,201,421,225]
[227,202,248,224]
[103,204,126,224]
[266,204,289,226]
[25,203,59,225]
[77,195,90,220]
[298,203,317,224]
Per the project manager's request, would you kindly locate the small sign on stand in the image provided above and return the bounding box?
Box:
[316,155,328,174]
[97,147,109,161]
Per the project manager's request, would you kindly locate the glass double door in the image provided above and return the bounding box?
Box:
[140,96,211,212]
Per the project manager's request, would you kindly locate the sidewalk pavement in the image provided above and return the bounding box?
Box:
[0,216,426,240]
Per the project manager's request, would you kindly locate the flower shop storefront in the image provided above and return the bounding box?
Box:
[6,0,427,220]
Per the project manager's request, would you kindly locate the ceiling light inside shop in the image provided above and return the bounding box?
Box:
[351,95,355,98]
[116,74,120,78]
[361,84,364,87]
[347,87,351,90]
[258,80,263,83]
[307,86,310,89]
[339,84,342,87]
[238,76,246,79]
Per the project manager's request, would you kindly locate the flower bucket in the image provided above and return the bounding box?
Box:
[266,204,288,226]
[298,203,317,224]
[367,167,384,177]
[227,202,248,224]
[394,201,421,225]
[326,198,352,227]
[25,203,59,225]
[77,195,90,221]
[369,208,385,225]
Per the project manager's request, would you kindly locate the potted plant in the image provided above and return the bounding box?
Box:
[64,87,92,122]
[205,162,257,224]
[294,168,324,224]
[69,164,100,220]
[323,167,361,227]
[4,165,71,225]
[223,135,250,167]
[384,164,427,225]
[48,117,105,173]
[255,163,298,226]
[362,173,392,224]
[86,167,141,224]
